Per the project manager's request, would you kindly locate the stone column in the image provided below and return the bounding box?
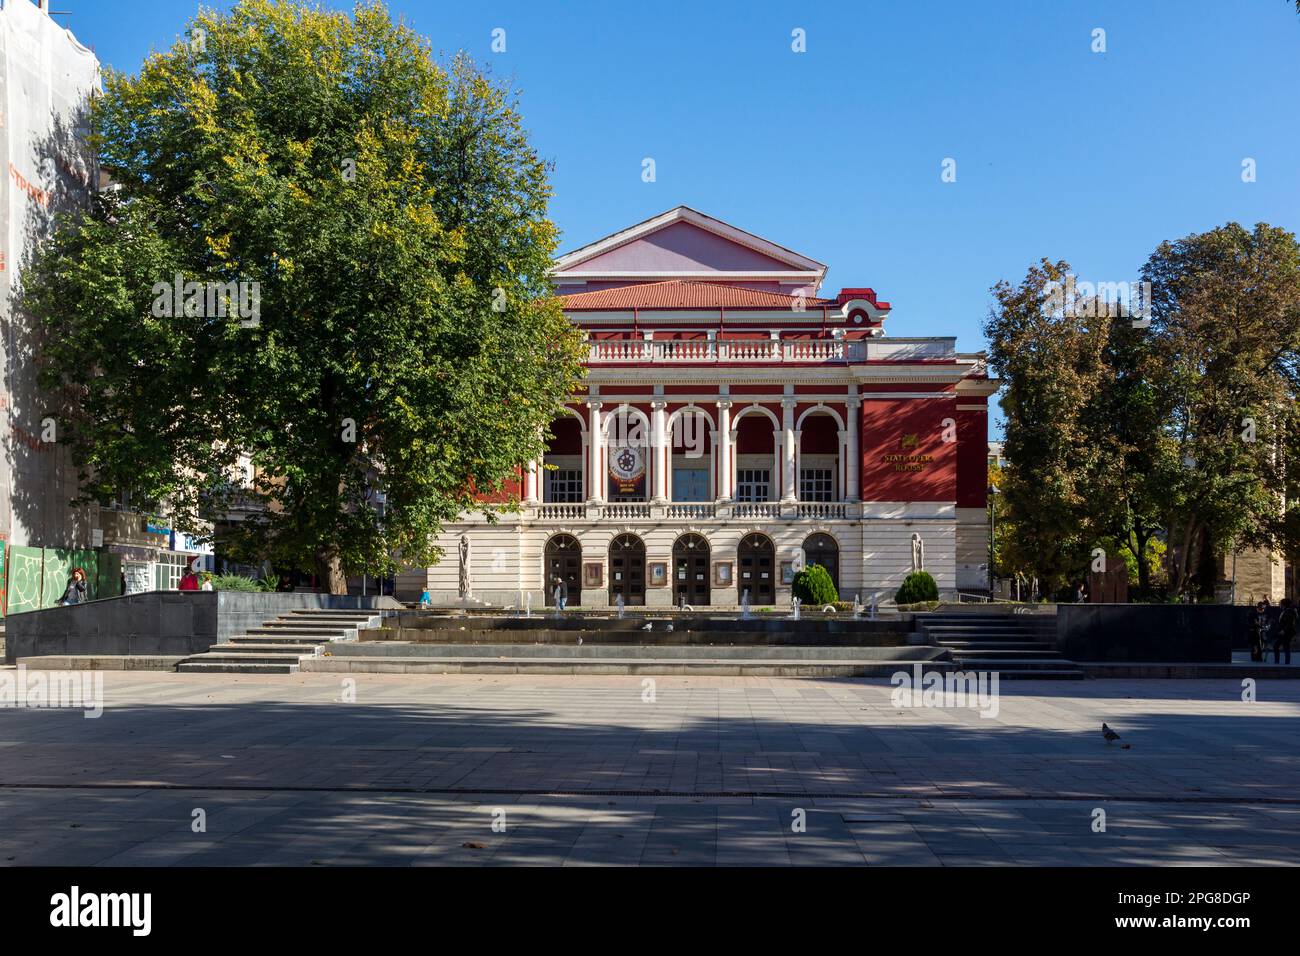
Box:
[781,398,797,502]
[716,401,733,501]
[770,432,782,503]
[651,401,668,503]
[845,395,860,502]
[524,456,540,504]
[587,401,603,503]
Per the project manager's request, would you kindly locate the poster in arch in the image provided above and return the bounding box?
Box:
[607,442,646,499]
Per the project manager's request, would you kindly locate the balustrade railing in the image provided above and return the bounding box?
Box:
[533,502,585,520]
[665,503,716,519]
[795,502,848,519]
[732,502,782,519]
[526,500,856,521]
[602,503,652,519]
[586,338,870,364]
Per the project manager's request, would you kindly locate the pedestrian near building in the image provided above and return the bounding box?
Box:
[1274,598,1296,665]
[59,567,88,606]
[1248,600,1271,662]
[553,575,568,611]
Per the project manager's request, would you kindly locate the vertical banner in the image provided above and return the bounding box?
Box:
[607,442,646,499]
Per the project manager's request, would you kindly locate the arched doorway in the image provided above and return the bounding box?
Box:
[737,532,775,605]
[544,534,581,607]
[609,533,646,606]
[672,534,710,607]
[803,533,840,595]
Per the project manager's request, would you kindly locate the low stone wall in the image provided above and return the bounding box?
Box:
[4,592,399,663]
[1056,604,1239,663]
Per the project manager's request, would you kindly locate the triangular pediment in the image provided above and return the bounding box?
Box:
[552,206,826,290]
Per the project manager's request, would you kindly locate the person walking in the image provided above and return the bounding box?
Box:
[1274,597,1296,665]
[553,575,568,611]
[59,567,88,606]
[1248,600,1271,662]
[178,560,201,591]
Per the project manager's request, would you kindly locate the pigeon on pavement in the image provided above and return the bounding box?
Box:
[1102,723,1132,749]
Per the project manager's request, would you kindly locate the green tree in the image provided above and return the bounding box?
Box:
[25,0,584,592]
[1077,308,1170,596]
[984,260,1110,594]
[1142,223,1300,597]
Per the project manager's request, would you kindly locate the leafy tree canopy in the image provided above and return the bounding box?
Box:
[25,0,585,591]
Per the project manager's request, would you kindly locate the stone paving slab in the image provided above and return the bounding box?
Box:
[0,672,1296,865]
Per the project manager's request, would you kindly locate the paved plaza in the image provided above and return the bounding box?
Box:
[1,670,1298,865]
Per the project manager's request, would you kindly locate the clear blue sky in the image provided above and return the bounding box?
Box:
[48,0,1300,433]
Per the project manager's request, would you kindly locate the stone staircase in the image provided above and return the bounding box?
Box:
[300,640,947,677]
[294,612,948,677]
[176,608,381,674]
[916,611,1085,680]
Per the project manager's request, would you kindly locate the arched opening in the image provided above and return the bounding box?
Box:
[802,533,840,595]
[672,533,710,606]
[609,532,646,606]
[543,416,584,503]
[738,532,776,605]
[669,408,713,502]
[544,534,582,607]
[733,411,779,502]
[798,411,841,502]
[604,408,649,502]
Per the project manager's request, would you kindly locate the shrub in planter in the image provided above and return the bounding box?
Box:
[211,574,262,592]
[895,570,938,605]
[792,564,839,606]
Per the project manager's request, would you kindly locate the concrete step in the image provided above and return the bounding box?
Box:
[364,627,915,648]
[950,657,1078,670]
[923,625,1055,635]
[184,652,307,665]
[935,641,1054,650]
[331,642,944,662]
[299,656,959,677]
[245,627,352,639]
[227,635,334,646]
[938,648,1060,658]
[284,613,379,621]
[177,661,300,674]
[984,670,1085,680]
[210,642,322,654]
[255,622,355,631]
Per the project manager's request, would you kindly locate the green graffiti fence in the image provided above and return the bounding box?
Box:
[2,545,122,615]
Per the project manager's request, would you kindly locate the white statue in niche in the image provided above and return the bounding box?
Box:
[910,533,925,573]
[458,535,472,599]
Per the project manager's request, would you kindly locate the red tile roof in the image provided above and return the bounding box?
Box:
[559,280,838,311]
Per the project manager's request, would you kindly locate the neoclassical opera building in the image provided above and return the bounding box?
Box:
[410,206,996,608]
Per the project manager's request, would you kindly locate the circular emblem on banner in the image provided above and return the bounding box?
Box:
[609,444,645,482]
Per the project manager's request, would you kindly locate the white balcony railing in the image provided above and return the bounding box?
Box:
[587,338,867,364]
[603,503,652,519]
[525,501,858,521]
[584,337,963,365]
[534,502,585,520]
[732,502,782,519]
[665,503,716,519]
[796,502,848,519]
